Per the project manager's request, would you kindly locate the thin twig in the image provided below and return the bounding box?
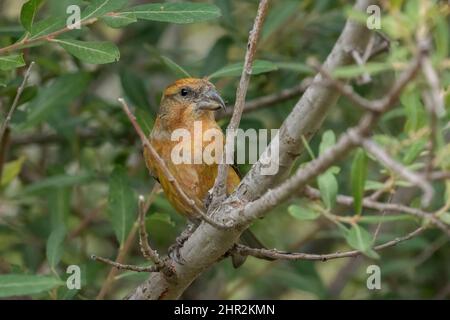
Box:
[359,138,434,207]
[234,226,426,261]
[303,186,450,236]
[217,81,309,119]
[96,185,159,299]
[118,98,230,230]
[211,0,270,205]
[91,255,158,272]
[0,62,34,143]
[138,194,175,278]
[308,58,379,112]
[0,19,97,54]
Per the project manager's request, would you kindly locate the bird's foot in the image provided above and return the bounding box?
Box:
[168,223,197,265]
[204,188,213,209]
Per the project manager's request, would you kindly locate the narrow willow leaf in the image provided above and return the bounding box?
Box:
[276,62,314,74]
[161,56,191,78]
[48,187,70,229]
[319,130,336,156]
[147,212,175,227]
[108,166,136,245]
[101,12,137,28]
[126,2,221,24]
[53,39,120,64]
[119,69,151,110]
[1,156,26,186]
[81,0,128,21]
[29,17,66,39]
[0,54,25,71]
[19,73,90,129]
[201,35,232,76]
[22,173,92,194]
[317,170,338,209]
[364,180,385,191]
[208,60,277,79]
[46,225,66,270]
[288,204,320,221]
[262,0,299,40]
[359,214,413,223]
[351,148,368,215]
[332,62,391,78]
[0,275,63,298]
[20,0,43,32]
[135,108,154,137]
[346,224,379,259]
[402,138,426,165]
[440,213,450,225]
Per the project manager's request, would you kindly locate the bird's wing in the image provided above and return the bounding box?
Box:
[230,163,243,179]
[143,146,160,184]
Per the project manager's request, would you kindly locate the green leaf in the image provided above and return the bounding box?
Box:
[82,0,129,21]
[19,73,90,129]
[288,204,320,221]
[161,56,191,78]
[208,60,277,79]
[440,212,450,225]
[261,0,298,40]
[402,138,426,165]
[351,148,368,215]
[0,274,63,298]
[359,214,413,224]
[332,62,391,79]
[119,69,151,110]
[108,166,136,245]
[0,54,25,71]
[201,35,232,76]
[276,62,314,74]
[52,39,120,64]
[20,0,43,32]
[29,17,66,39]
[364,180,386,191]
[48,187,70,229]
[1,156,26,186]
[317,170,338,209]
[401,89,426,132]
[434,15,449,61]
[147,212,175,227]
[319,130,336,155]
[126,2,221,24]
[345,224,379,259]
[101,12,137,28]
[135,108,154,137]
[22,173,92,194]
[46,225,66,270]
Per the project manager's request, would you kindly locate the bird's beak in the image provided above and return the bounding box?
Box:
[197,88,226,111]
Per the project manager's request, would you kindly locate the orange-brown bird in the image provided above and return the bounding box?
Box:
[144,78,263,267]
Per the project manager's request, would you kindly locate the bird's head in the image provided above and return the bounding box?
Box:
[159,78,226,121]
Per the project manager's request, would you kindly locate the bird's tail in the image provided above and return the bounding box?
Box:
[231,229,267,268]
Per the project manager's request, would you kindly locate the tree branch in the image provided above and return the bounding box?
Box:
[234,226,426,261]
[303,186,450,236]
[211,0,270,206]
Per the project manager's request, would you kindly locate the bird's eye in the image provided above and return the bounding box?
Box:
[180,88,189,97]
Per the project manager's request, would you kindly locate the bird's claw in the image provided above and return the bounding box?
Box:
[167,223,197,265]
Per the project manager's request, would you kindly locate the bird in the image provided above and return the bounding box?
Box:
[143,77,264,267]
